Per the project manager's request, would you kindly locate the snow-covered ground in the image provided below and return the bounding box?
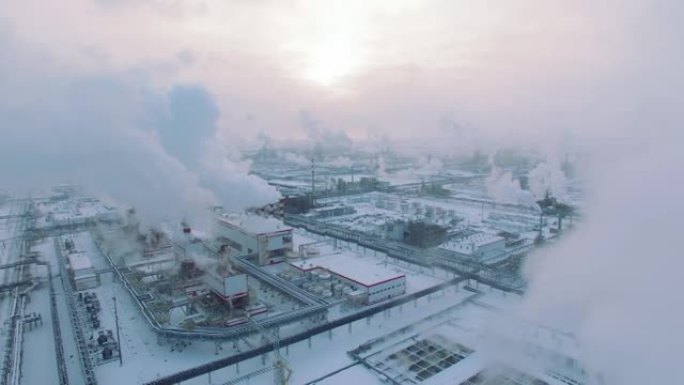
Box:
[170,283,476,385]
[313,289,582,385]
[17,282,59,385]
[297,229,453,280]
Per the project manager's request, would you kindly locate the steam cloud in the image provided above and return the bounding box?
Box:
[154,85,281,213]
[485,168,537,208]
[300,109,353,153]
[514,142,684,384]
[0,31,278,224]
[329,156,353,168]
[282,152,310,166]
[528,161,569,201]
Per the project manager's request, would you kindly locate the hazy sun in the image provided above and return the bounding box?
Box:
[302,34,363,88]
[293,3,367,89]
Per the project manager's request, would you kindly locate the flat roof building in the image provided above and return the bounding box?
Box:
[215,213,294,265]
[290,249,406,304]
[441,232,506,263]
[65,250,98,291]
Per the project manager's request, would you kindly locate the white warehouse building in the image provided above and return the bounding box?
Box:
[441,232,506,263]
[60,236,99,291]
[215,213,294,265]
[66,251,99,291]
[291,250,406,305]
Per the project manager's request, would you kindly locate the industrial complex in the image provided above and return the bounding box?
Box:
[0,152,587,385]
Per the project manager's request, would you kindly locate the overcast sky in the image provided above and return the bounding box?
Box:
[0,0,682,217]
[3,0,681,144]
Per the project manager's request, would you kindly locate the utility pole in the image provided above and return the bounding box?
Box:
[311,156,316,208]
[113,296,123,366]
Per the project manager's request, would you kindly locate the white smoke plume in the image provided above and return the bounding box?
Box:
[282,152,310,166]
[528,161,569,201]
[299,109,353,153]
[154,85,280,213]
[497,0,684,381]
[0,31,278,225]
[513,141,684,384]
[485,168,537,208]
[329,156,353,168]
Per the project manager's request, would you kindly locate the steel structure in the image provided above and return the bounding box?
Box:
[91,232,329,342]
[54,238,99,385]
[144,275,465,385]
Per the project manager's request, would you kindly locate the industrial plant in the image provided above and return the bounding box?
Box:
[0,148,590,385]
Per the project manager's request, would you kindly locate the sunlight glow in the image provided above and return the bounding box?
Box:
[294,3,367,89]
[302,34,363,87]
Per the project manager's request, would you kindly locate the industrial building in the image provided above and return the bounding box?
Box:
[215,213,294,265]
[311,204,356,219]
[290,248,406,305]
[35,196,120,230]
[200,245,249,303]
[61,237,99,291]
[385,219,448,248]
[66,251,98,291]
[440,232,506,262]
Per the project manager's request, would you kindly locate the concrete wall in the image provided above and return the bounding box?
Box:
[73,274,99,291]
[477,238,506,261]
[367,277,406,304]
[203,272,248,299]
